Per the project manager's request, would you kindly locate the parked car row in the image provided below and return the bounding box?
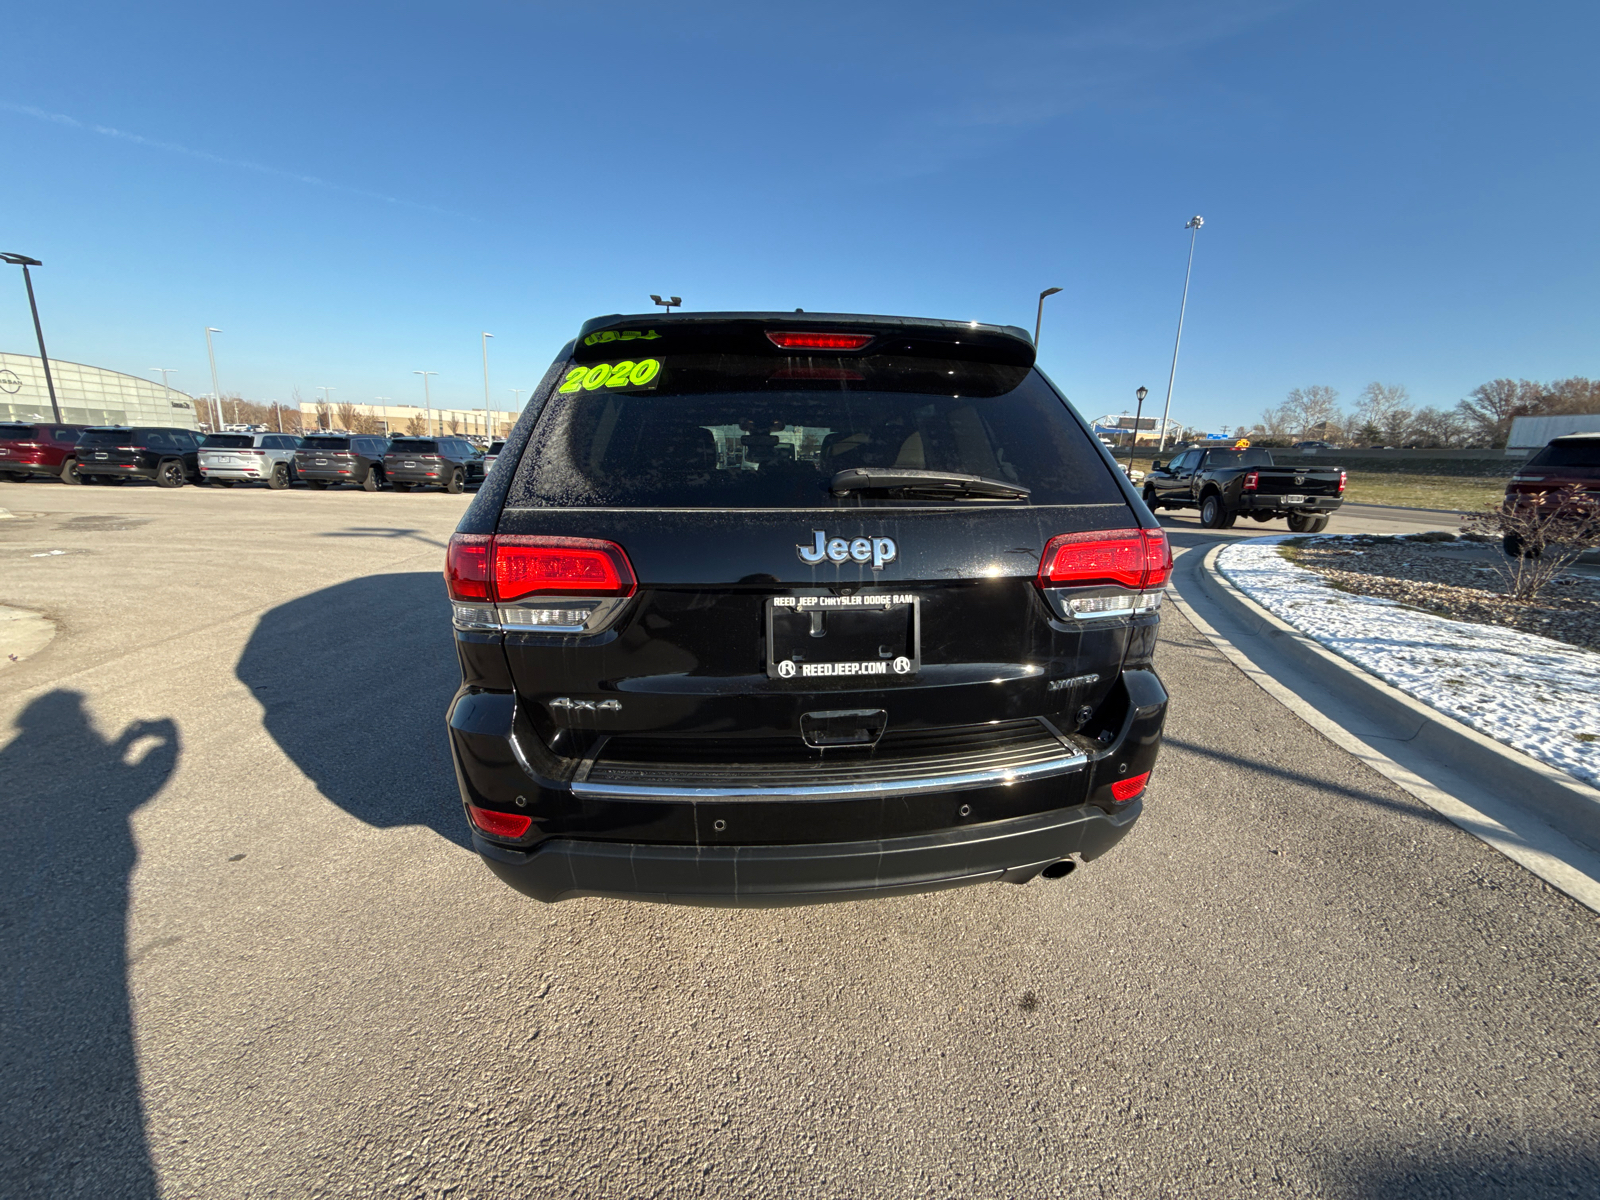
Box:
[0,423,502,492]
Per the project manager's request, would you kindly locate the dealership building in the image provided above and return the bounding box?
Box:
[0,351,199,429]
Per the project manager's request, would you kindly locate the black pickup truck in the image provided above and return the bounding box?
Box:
[1141,447,1345,530]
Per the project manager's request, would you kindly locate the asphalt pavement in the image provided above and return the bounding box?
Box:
[2,483,1596,1199]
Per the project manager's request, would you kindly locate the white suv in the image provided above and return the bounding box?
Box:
[199,432,302,489]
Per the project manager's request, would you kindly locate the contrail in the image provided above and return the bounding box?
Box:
[1,100,463,217]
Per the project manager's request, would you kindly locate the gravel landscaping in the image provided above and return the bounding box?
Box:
[1282,532,1600,654]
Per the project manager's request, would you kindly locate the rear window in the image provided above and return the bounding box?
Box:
[301,436,351,450]
[488,441,505,454]
[0,424,38,440]
[1200,449,1274,467]
[508,354,1120,509]
[389,439,438,454]
[79,429,134,446]
[202,433,255,448]
[1528,440,1600,470]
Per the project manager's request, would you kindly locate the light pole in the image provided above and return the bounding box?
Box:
[317,386,336,431]
[1129,385,1149,470]
[414,371,437,436]
[1157,216,1204,454]
[151,368,177,390]
[506,388,523,440]
[2,253,62,423]
[373,398,392,435]
[481,332,494,439]
[650,294,681,313]
[1033,286,1062,348]
[203,327,226,428]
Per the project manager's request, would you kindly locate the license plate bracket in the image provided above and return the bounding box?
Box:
[766,593,920,681]
[1283,494,1307,504]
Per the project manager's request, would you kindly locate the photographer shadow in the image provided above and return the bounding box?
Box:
[0,691,178,1199]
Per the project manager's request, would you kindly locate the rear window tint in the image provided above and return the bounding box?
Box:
[202,434,255,448]
[389,439,438,454]
[1200,448,1274,467]
[0,424,37,440]
[301,436,351,450]
[1529,440,1600,469]
[508,356,1121,509]
[52,427,82,442]
[79,429,134,446]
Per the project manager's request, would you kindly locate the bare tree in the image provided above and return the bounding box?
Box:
[1283,385,1341,440]
[336,402,358,429]
[1256,404,1291,439]
[1408,406,1466,447]
[1358,382,1411,443]
[405,412,428,436]
[1456,379,1542,446]
[1542,376,1600,415]
[446,415,463,435]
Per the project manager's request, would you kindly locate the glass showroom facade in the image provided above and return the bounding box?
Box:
[0,352,199,429]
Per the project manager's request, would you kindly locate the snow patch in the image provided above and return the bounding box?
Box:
[1218,535,1600,788]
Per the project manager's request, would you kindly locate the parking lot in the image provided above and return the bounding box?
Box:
[3,482,1597,1198]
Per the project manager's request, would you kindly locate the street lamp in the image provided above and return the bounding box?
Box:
[481,332,494,439]
[650,294,681,313]
[373,397,392,435]
[1033,287,1062,348]
[2,253,62,423]
[1157,216,1204,454]
[204,327,225,428]
[414,370,437,436]
[1130,385,1149,469]
[151,368,177,390]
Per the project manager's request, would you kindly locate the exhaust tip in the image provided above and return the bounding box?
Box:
[1040,859,1077,880]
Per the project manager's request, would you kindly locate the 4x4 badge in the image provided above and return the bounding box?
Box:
[797,531,897,569]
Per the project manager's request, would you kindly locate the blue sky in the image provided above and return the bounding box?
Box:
[2,1,1595,433]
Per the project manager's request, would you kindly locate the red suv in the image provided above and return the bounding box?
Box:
[0,422,90,483]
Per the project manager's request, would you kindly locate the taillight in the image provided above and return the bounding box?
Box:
[495,537,636,601]
[1038,528,1169,589]
[445,533,491,600]
[1111,771,1150,803]
[1243,469,1258,491]
[765,331,875,351]
[467,804,532,839]
[1338,470,1347,495]
[444,533,636,603]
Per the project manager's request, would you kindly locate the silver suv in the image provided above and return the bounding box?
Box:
[199,432,302,489]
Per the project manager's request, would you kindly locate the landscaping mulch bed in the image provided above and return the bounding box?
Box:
[1282,533,1600,655]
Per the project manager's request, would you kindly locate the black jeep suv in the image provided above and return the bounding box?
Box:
[76,427,202,487]
[384,436,485,493]
[297,434,391,490]
[445,313,1169,905]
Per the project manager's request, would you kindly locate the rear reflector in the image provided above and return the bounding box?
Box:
[1338,470,1347,495]
[1243,469,1258,491]
[765,331,874,351]
[467,804,533,839]
[1038,528,1170,590]
[1111,771,1150,803]
[445,533,636,603]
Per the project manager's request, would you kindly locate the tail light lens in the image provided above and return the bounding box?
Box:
[1111,771,1150,803]
[1037,528,1170,620]
[1243,469,1259,491]
[1038,528,1170,589]
[1338,470,1347,495]
[467,804,532,839]
[445,533,636,603]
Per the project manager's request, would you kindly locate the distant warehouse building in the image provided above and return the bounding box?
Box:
[1507,414,1600,451]
[0,351,199,429]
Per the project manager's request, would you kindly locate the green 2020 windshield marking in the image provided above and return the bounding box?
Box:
[558,358,663,394]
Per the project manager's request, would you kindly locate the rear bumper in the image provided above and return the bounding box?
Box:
[296,465,364,481]
[448,667,1166,905]
[1238,494,1343,513]
[474,800,1140,905]
[79,461,154,479]
[201,466,265,480]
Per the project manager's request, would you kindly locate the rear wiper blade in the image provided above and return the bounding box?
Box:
[829,468,1030,500]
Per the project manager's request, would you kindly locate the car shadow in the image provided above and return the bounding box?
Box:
[235,571,470,850]
[1343,1138,1599,1198]
[0,690,177,1198]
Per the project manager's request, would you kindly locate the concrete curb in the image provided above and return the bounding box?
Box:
[1197,543,1600,855]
